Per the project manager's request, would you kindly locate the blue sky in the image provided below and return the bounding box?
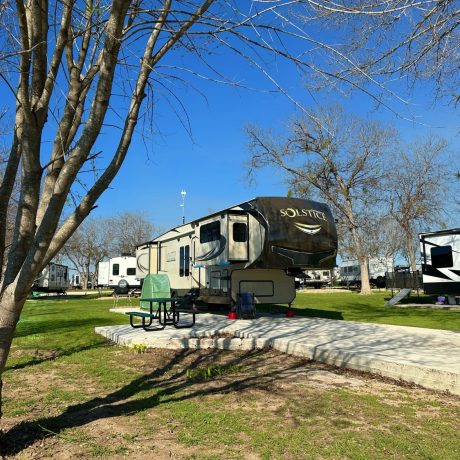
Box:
[92,64,460,233]
[1,8,459,237]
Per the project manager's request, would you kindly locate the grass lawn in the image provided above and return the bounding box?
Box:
[266,290,460,331]
[1,293,459,459]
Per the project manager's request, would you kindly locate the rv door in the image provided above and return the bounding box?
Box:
[228,214,249,261]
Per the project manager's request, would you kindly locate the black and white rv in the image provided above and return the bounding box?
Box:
[136,197,338,306]
[420,228,460,302]
[33,262,69,294]
[339,257,393,288]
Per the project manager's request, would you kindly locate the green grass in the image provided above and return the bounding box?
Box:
[263,291,460,331]
[2,294,460,459]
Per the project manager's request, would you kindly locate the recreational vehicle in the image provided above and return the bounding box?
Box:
[33,262,69,294]
[97,256,140,292]
[136,197,338,306]
[339,257,392,288]
[420,228,460,303]
[297,270,331,289]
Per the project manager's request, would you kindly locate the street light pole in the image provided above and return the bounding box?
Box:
[180,190,186,224]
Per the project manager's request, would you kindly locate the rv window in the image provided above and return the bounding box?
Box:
[200,221,220,243]
[112,264,120,276]
[127,268,135,276]
[431,245,453,268]
[233,223,247,242]
[179,245,190,277]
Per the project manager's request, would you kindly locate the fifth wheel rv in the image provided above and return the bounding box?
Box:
[420,228,460,302]
[136,197,338,306]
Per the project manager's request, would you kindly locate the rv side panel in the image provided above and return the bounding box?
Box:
[420,229,460,295]
[97,261,110,287]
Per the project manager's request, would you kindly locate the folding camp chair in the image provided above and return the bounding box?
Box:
[236,292,256,319]
[173,288,201,328]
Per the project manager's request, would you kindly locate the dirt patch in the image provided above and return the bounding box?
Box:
[1,348,459,459]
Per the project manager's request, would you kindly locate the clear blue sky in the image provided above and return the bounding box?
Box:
[92,62,460,233]
[1,20,459,236]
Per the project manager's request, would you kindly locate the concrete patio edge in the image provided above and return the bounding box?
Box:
[95,314,460,396]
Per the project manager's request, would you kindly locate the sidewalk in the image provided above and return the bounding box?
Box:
[95,312,460,396]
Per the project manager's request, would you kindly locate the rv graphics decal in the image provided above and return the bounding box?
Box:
[137,253,149,273]
[294,222,322,235]
[195,237,227,262]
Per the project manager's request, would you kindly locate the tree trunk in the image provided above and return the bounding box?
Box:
[407,235,418,272]
[358,255,372,295]
[0,283,28,421]
[85,262,91,290]
[349,225,372,295]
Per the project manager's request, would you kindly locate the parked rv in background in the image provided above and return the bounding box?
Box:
[297,269,332,289]
[97,256,140,292]
[69,273,93,289]
[33,262,69,293]
[70,273,82,289]
[136,197,338,306]
[420,228,460,304]
[339,257,393,288]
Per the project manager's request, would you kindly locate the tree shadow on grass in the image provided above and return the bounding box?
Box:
[6,342,109,372]
[0,348,313,456]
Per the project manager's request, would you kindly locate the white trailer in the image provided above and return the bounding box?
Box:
[33,262,69,293]
[136,197,338,306]
[297,270,331,289]
[339,257,392,288]
[420,228,460,303]
[97,256,140,292]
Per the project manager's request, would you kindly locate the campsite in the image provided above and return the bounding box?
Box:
[1,290,460,459]
[2,2,460,459]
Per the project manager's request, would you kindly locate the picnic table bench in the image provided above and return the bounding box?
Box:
[125,294,201,330]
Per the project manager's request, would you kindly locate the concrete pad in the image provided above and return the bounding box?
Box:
[95,313,460,396]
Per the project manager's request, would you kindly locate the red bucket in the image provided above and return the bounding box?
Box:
[285,308,294,318]
[228,311,238,320]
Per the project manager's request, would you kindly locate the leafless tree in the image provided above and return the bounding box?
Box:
[108,212,156,257]
[383,136,450,271]
[63,218,114,289]
[247,106,396,294]
[63,211,154,289]
[305,1,460,109]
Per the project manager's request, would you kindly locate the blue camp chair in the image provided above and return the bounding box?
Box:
[237,292,256,319]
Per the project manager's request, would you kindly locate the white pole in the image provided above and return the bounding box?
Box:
[180,190,186,224]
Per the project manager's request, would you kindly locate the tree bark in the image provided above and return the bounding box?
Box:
[350,226,372,295]
[0,282,28,421]
[358,255,372,295]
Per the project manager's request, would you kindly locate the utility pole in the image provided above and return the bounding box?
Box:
[180,190,186,224]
